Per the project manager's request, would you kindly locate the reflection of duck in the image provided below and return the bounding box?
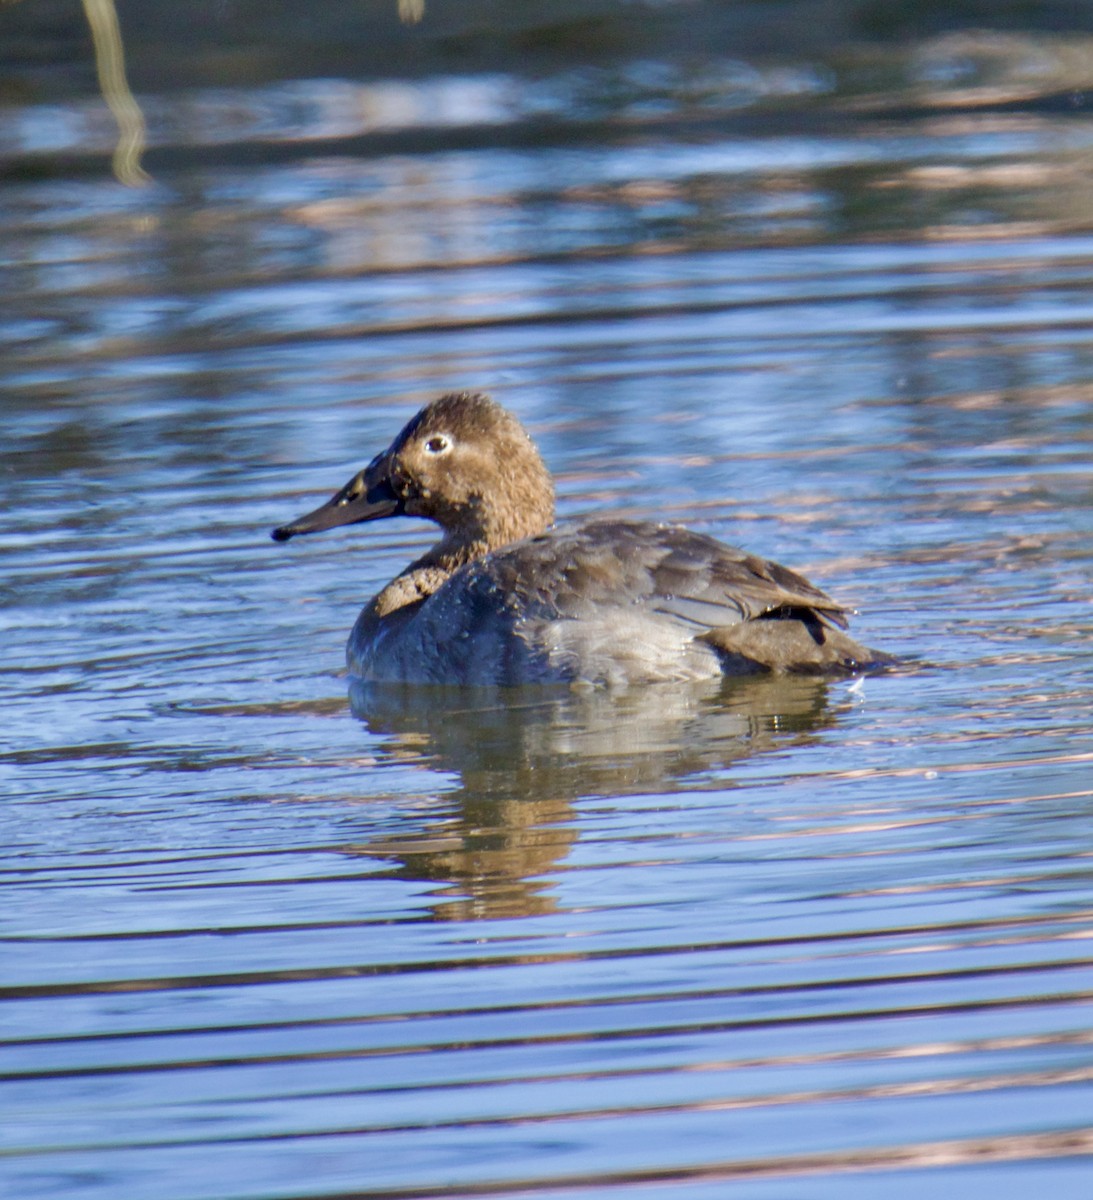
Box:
[274,392,891,684]
[351,672,836,797]
[347,674,840,920]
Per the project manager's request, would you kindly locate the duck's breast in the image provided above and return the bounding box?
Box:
[349,561,570,685]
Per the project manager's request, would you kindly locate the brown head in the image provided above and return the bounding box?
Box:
[272,392,556,559]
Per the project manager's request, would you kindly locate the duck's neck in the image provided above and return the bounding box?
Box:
[420,529,492,569]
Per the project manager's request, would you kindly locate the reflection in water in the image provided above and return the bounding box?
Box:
[82,0,149,186]
[348,676,836,919]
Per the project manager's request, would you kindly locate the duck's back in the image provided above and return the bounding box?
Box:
[349,519,877,686]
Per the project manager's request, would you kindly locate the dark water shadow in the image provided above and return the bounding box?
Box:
[345,675,839,918]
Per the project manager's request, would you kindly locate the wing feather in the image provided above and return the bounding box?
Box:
[475,519,849,631]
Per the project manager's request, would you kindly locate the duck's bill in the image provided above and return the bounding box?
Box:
[271,471,402,542]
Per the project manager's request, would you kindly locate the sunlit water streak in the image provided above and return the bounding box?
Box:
[2,14,1093,1200]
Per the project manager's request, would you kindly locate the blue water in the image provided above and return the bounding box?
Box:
[3,5,1093,1197]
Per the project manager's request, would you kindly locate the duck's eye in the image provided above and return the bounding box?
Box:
[423,434,452,455]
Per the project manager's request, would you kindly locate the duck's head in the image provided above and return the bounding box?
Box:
[272,392,556,552]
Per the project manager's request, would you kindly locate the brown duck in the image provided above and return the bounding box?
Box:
[273,392,891,686]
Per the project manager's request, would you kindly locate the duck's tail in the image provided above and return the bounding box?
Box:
[702,613,896,676]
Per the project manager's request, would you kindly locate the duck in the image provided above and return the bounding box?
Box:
[272,391,892,686]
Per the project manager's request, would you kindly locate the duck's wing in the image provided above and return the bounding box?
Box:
[481,519,850,632]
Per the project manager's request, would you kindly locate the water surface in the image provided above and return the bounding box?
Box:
[3,4,1093,1197]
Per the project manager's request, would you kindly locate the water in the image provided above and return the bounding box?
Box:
[3,4,1093,1197]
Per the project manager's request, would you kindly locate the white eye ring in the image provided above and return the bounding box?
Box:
[423,434,453,456]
